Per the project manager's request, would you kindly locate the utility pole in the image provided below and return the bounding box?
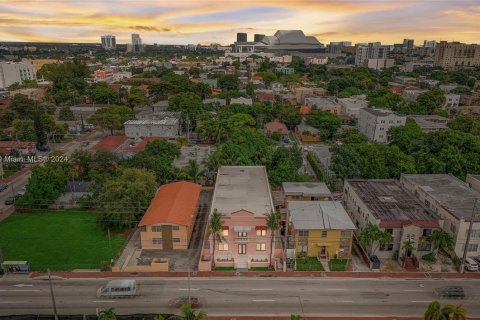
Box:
[107,228,113,265]
[186,114,190,145]
[47,268,59,320]
[460,198,479,274]
[187,266,191,303]
[283,210,289,272]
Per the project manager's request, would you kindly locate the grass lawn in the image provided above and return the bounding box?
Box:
[0,210,125,271]
[329,259,348,271]
[296,257,324,271]
[249,267,271,271]
[214,266,235,271]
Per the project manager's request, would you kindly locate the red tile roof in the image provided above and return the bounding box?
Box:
[265,119,288,134]
[93,135,128,151]
[300,105,311,115]
[139,181,201,226]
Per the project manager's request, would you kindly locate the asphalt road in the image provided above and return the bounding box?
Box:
[1,277,479,317]
[0,170,31,212]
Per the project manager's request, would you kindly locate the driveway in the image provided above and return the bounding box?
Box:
[140,189,213,271]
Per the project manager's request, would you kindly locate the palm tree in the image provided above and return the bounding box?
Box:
[442,304,467,320]
[98,307,117,320]
[431,229,454,258]
[291,315,302,320]
[208,209,223,269]
[178,302,207,320]
[182,159,206,184]
[402,239,415,258]
[424,301,445,320]
[265,211,281,268]
[358,223,393,256]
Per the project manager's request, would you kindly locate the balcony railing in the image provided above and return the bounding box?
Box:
[236,237,249,242]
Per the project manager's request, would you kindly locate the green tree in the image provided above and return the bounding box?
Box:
[278,104,301,130]
[88,106,134,135]
[416,88,446,115]
[127,87,148,108]
[12,119,36,141]
[89,83,118,104]
[441,304,467,320]
[218,74,239,91]
[209,209,223,269]
[181,159,205,184]
[168,92,205,130]
[98,307,117,320]
[448,115,480,136]
[265,211,280,267]
[176,302,207,320]
[358,223,393,256]
[424,301,445,320]
[306,110,342,140]
[97,168,157,230]
[59,106,75,121]
[430,229,454,258]
[402,239,414,258]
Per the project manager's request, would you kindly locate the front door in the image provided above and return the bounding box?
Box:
[320,246,326,256]
[238,243,247,254]
[162,225,173,249]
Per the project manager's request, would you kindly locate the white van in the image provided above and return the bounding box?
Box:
[97,279,138,298]
[464,258,479,272]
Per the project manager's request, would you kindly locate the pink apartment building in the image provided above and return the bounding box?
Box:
[198,166,277,271]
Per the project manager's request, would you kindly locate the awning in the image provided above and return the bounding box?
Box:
[223,226,229,230]
[233,226,252,232]
[255,226,267,230]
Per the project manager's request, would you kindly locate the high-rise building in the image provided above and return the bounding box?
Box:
[0,61,36,89]
[355,43,389,66]
[128,33,144,52]
[254,34,265,42]
[434,41,480,70]
[423,40,436,48]
[101,35,116,50]
[236,32,247,43]
[403,39,414,49]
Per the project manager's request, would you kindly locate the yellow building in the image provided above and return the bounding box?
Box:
[289,201,355,259]
[138,181,201,250]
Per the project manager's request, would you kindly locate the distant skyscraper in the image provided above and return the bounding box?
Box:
[355,43,389,66]
[423,40,437,48]
[128,34,144,53]
[254,34,265,42]
[236,32,247,43]
[403,39,414,49]
[101,35,116,50]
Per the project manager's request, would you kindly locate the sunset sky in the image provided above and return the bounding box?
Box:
[0,0,479,45]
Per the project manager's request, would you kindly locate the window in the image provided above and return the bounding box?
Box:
[222,229,229,237]
[380,243,394,251]
[172,226,179,231]
[238,243,247,254]
[466,229,480,238]
[256,243,266,251]
[139,226,146,232]
[257,229,266,236]
[238,232,247,238]
[152,238,162,244]
[340,230,351,238]
[463,243,479,252]
[321,230,328,238]
[219,243,228,251]
[173,238,180,243]
[152,226,162,232]
[298,230,309,237]
[450,223,456,234]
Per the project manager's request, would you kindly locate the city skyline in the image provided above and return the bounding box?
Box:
[0,0,479,45]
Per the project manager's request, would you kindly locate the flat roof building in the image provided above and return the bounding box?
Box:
[357,108,406,143]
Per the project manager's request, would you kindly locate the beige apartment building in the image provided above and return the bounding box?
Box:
[399,174,480,259]
[434,41,480,70]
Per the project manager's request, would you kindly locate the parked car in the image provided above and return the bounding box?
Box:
[16,187,26,197]
[435,286,466,299]
[370,255,381,269]
[36,145,50,152]
[4,194,21,205]
[168,297,201,308]
[474,256,480,264]
[0,184,7,192]
[464,257,479,271]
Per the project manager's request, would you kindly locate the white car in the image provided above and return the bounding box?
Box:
[464,258,479,271]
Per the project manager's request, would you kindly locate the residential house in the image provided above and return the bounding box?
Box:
[407,115,449,132]
[402,86,428,102]
[265,119,288,135]
[444,94,460,110]
[282,182,332,204]
[230,97,253,105]
[93,135,129,152]
[0,141,35,155]
[124,118,180,139]
[357,108,406,143]
[400,174,480,259]
[139,181,201,250]
[289,201,355,260]
[295,122,320,143]
[203,98,227,108]
[343,179,441,260]
[198,166,276,271]
[53,181,93,209]
[467,174,480,193]
[256,91,275,104]
[305,97,341,114]
[275,66,294,75]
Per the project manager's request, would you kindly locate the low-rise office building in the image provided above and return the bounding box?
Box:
[357,108,406,143]
[400,174,480,258]
[0,61,36,89]
[343,179,441,259]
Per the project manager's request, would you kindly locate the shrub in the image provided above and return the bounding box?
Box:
[421,252,436,262]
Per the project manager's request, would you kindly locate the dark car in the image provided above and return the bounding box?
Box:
[36,145,50,152]
[435,286,466,299]
[168,297,201,308]
[0,184,7,192]
[370,255,381,269]
[4,196,15,205]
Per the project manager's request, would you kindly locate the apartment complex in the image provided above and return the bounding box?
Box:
[357,108,406,143]
[289,201,355,260]
[434,41,480,70]
[343,180,441,259]
[355,43,389,66]
[399,174,480,258]
[138,181,201,250]
[199,166,275,271]
[0,61,36,89]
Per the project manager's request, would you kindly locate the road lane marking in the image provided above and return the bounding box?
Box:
[251,288,272,291]
[0,289,40,292]
[412,301,430,303]
[403,289,425,292]
[252,299,275,302]
[14,284,33,287]
[179,288,199,291]
[327,288,347,291]
[0,301,28,304]
[330,300,353,303]
[93,300,116,303]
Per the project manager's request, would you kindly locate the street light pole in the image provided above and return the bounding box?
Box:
[460,198,479,274]
[47,268,59,320]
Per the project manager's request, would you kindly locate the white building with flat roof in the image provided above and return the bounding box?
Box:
[338,95,368,118]
[0,61,36,89]
[357,108,406,143]
[124,118,179,139]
